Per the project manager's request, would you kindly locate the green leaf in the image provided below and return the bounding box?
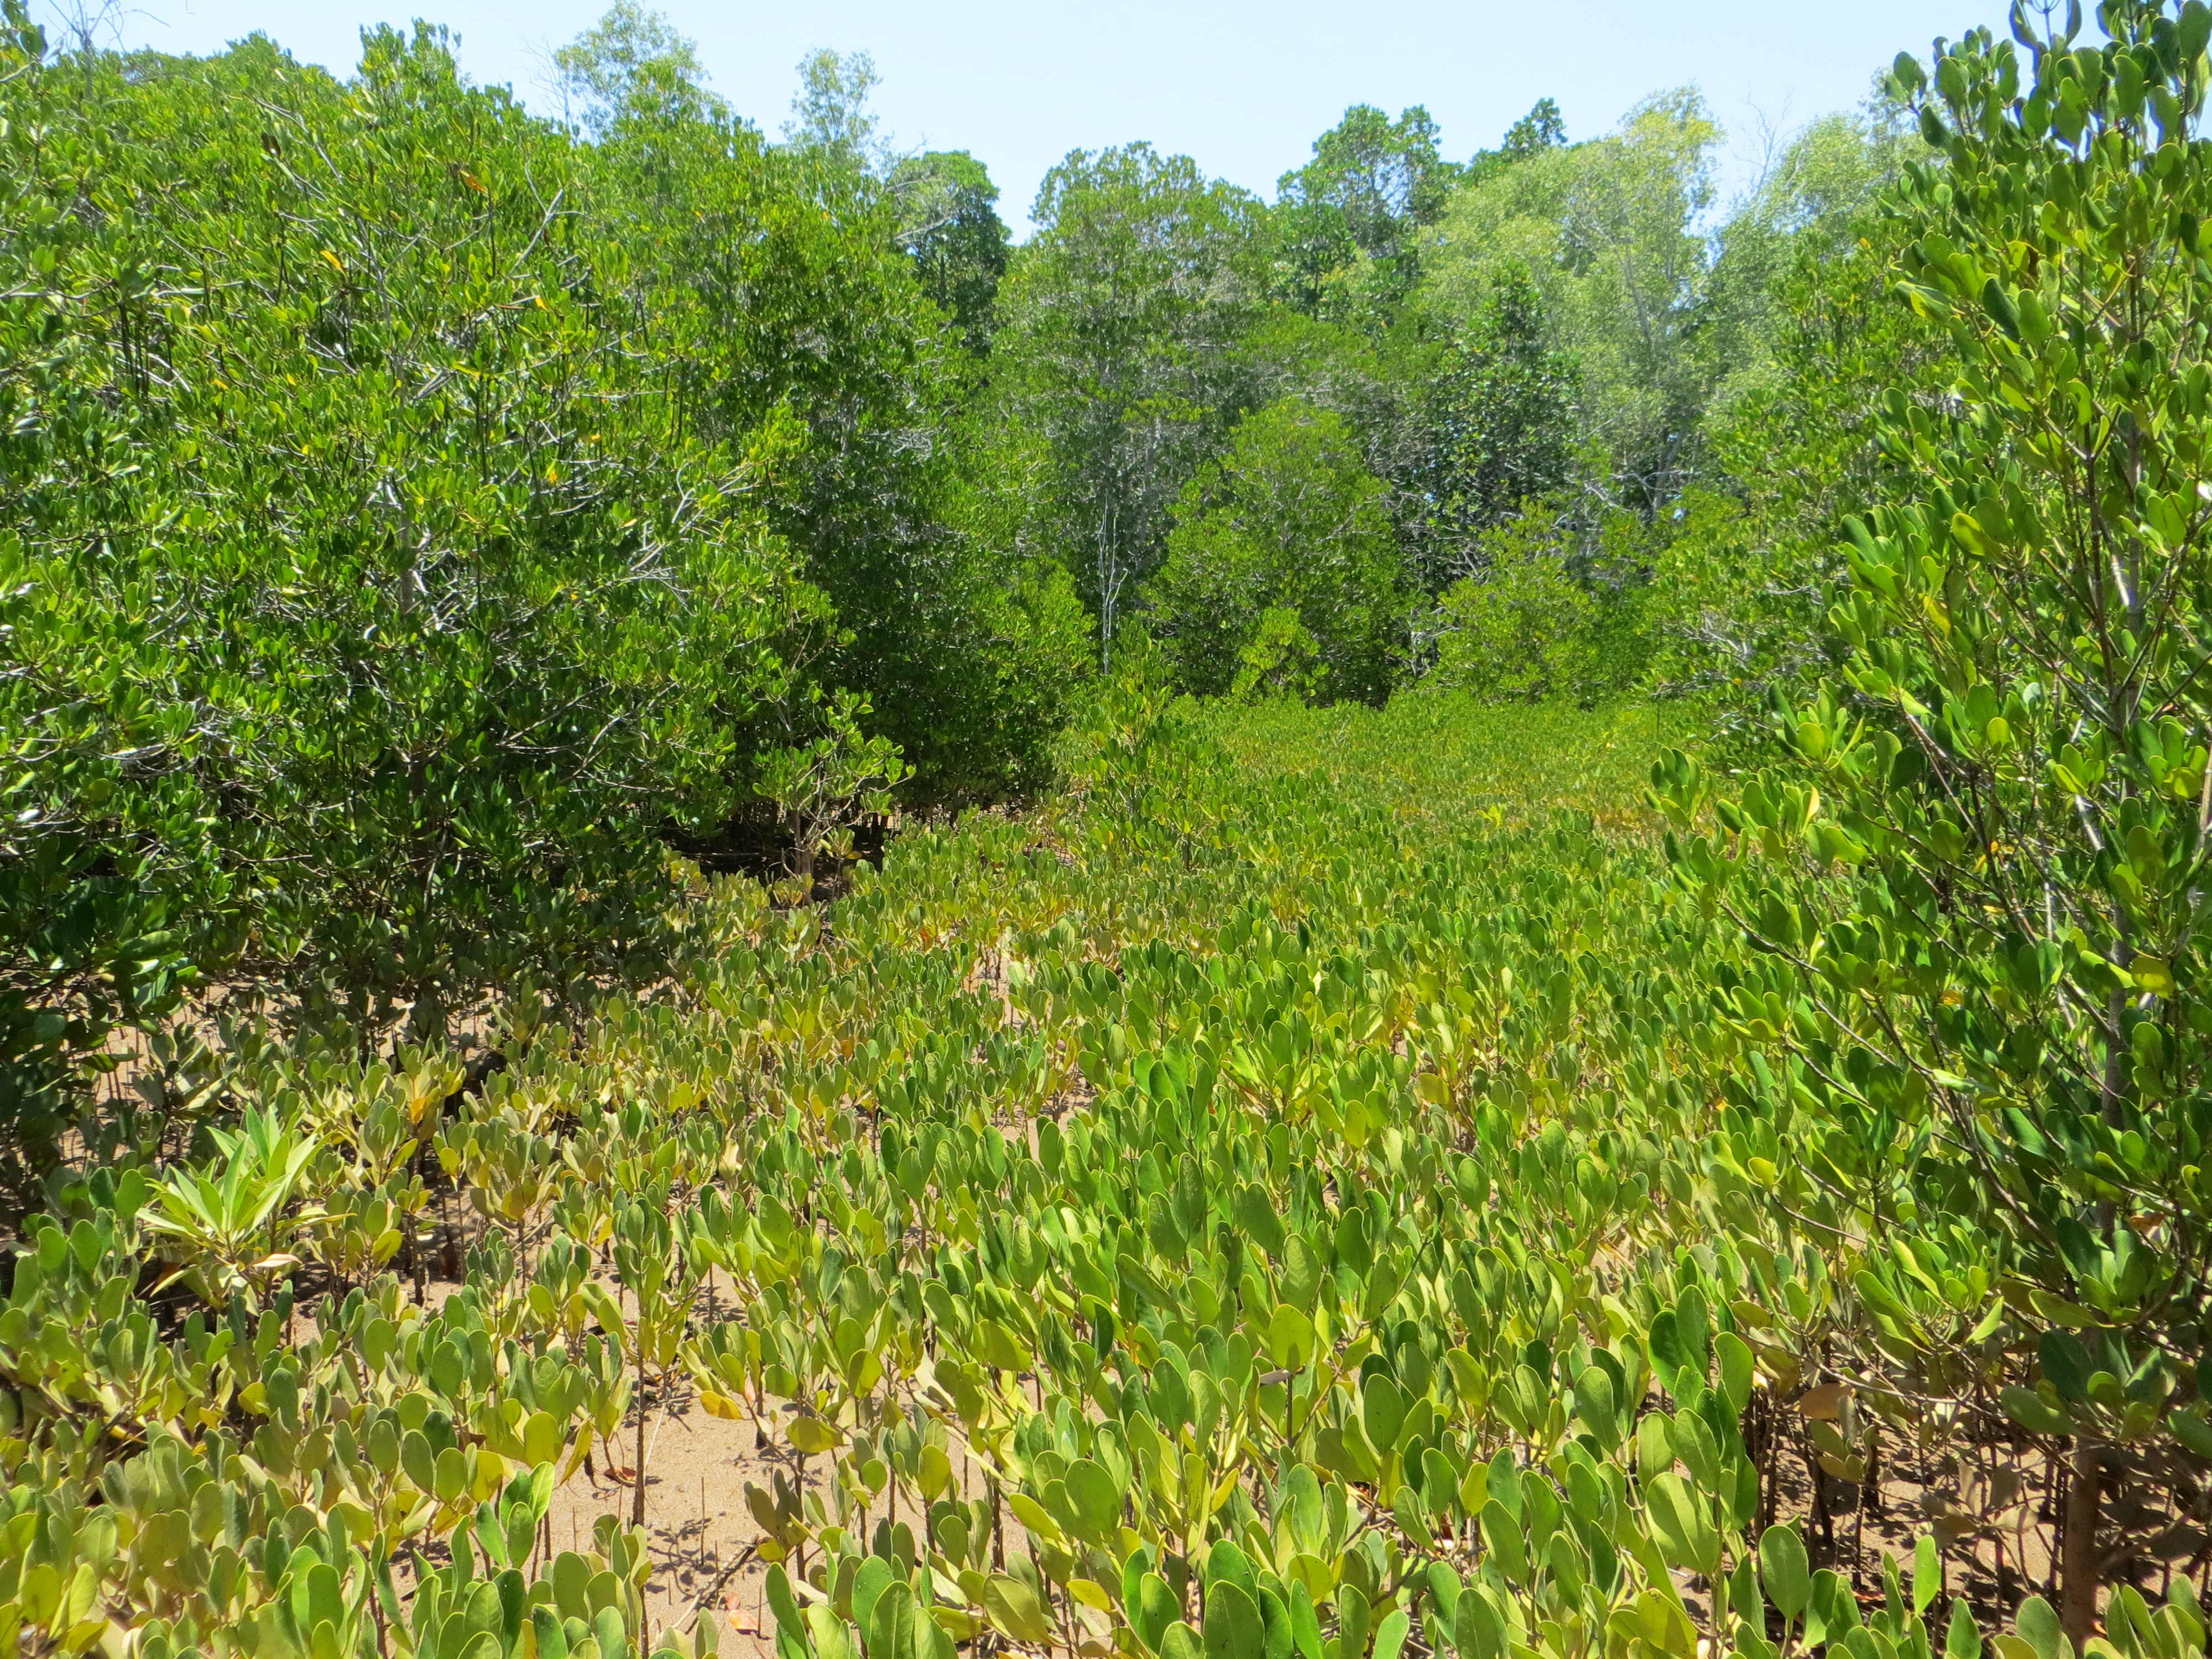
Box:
[1643,1472,1719,1575]
[1268,1305,1316,1373]
[2038,1332,2094,1404]
[1945,1598,1983,1659]
[402,1430,437,1495]
[552,1553,591,1621]
[986,1575,1052,1646]
[853,1557,895,1636]
[1454,1587,1506,1659]
[975,1318,1032,1373]
[1204,1581,1265,1659]
[1805,1570,1857,1649]
[1067,1459,1122,1541]
[1335,1587,1372,1659]
[1714,1333,1754,1416]
[1478,1501,1527,1584]
[766,1567,804,1639]
[1573,1365,1619,1451]
[1390,1485,1437,1552]
[1759,1524,1811,1623]
[1206,1541,1259,1606]
[1132,1573,1180,1655]
[808,1605,859,1659]
[1913,1536,1942,1616]
[1236,1184,1287,1258]
[2000,1386,2073,1437]
[2168,1408,2212,1460]
[2015,1597,2063,1659]
[1980,278,2021,341]
[869,1582,917,1659]
[1361,1372,1407,1453]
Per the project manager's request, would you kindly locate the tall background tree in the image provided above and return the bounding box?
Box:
[1422,88,1721,517]
[1271,103,1463,325]
[891,150,1012,351]
[551,0,723,131]
[992,144,1265,665]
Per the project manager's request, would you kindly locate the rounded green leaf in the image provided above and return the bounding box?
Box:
[1644,1472,1719,1575]
[870,1581,917,1659]
[853,1556,895,1635]
[1360,1372,1407,1454]
[2014,1596,2063,1659]
[1204,1580,1265,1659]
[551,1552,591,1621]
[2000,1387,2072,1437]
[1131,1572,1180,1655]
[1478,1500,1527,1584]
[808,1606,858,1659]
[1572,1365,1619,1451]
[1268,1305,1315,1373]
[1715,1332,1755,1416]
[1945,1597,1983,1659]
[986,1574,1052,1646]
[1759,1523,1811,1623]
[1067,1458,1121,1541]
[533,1606,571,1659]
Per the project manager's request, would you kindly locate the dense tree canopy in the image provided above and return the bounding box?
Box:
[0,4,1077,1162]
[892,150,1013,351]
[1271,103,1462,324]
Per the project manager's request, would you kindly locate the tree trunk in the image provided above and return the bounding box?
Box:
[2062,1438,2101,1653]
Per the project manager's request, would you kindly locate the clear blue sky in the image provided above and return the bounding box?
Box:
[60,0,2014,229]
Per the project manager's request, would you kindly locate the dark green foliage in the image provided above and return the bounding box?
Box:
[1271,104,1463,324]
[993,143,1266,664]
[1461,97,1569,190]
[1402,268,1580,590]
[3,23,819,1130]
[1645,114,1925,723]
[893,151,1013,352]
[1148,400,1403,702]
[0,8,1069,1185]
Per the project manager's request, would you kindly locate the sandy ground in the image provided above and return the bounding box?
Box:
[544,1371,784,1657]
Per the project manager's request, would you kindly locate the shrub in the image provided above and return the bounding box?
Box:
[1425,509,1596,702]
[1149,398,1402,702]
